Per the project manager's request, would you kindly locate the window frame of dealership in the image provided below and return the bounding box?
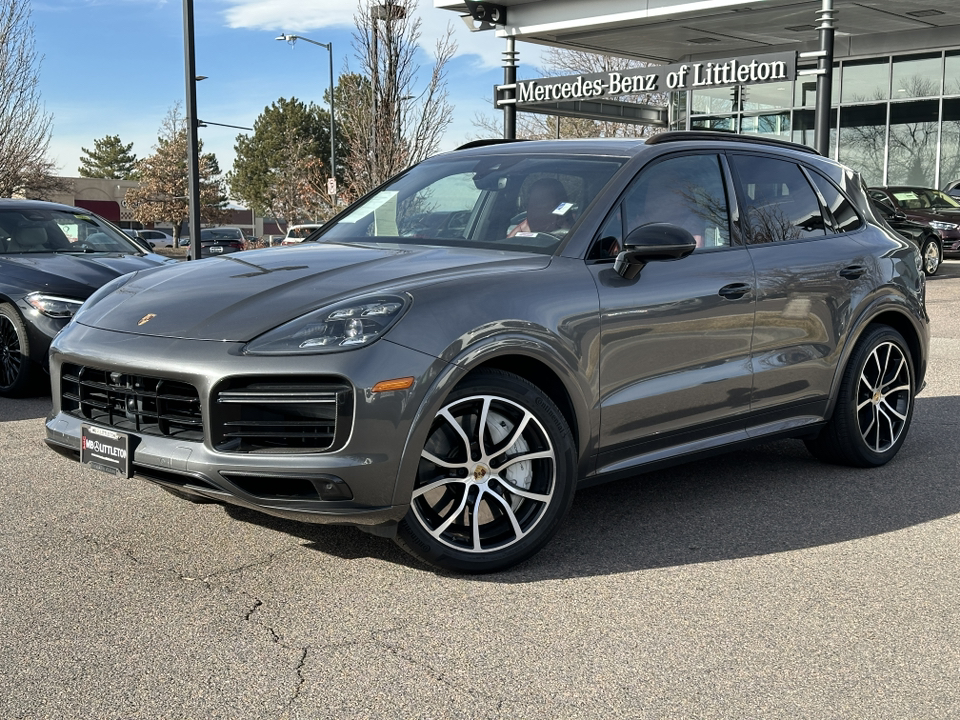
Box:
[443,0,960,189]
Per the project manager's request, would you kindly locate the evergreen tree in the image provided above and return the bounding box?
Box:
[227,97,333,226]
[78,134,138,179]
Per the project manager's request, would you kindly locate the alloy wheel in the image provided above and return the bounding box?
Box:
[412,394,557,554]
[923,240,941,275]
[856,341,911,453]
[0,313,23,390]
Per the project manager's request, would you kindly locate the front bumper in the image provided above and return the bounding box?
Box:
[939,231,960,256]
[45,322,448,531]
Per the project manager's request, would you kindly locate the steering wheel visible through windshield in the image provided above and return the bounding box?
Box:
[319,153,627,255]
[0,207,144,255]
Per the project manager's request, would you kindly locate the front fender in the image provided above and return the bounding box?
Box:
[390,335,597,508]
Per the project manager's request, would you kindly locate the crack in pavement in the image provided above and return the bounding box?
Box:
[273,646,309,719]
[369,631,481,698]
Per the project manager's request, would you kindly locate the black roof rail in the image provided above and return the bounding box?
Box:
[455,138,530,151]
[645,130,820,156]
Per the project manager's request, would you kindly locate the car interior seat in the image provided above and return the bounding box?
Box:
[15,226,52,251]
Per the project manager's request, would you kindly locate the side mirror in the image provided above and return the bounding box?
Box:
[131,237,152,253]
[614,223,697,279]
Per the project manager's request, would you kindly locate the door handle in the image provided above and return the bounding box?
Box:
[839,265,865,280]
[718,282,751,300]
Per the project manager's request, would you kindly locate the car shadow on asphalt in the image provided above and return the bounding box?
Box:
[0,392,52,422]
[225,394,960,581]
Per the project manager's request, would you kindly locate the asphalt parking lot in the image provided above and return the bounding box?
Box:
[2,262,959,720]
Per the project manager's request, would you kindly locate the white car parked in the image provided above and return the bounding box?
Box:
[280,224,323,245]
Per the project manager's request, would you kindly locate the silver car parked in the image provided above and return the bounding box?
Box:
[45,132,929,572]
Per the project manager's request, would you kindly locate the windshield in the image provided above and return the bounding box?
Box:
[319,153,627,254]
[891,188,960,211]
[0,207,142,255]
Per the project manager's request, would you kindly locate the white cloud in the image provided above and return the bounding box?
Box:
[221,0,506,68]
[223,0,357,31]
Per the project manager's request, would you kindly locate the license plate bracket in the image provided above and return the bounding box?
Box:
[81,424,132,478]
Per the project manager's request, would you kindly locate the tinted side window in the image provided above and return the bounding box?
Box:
[588,206,622,260]
[733,155,827,244]
[622,154,731,251]
[809,171,861,233]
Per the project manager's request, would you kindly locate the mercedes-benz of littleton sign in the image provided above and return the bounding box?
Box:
[516,51,797,103]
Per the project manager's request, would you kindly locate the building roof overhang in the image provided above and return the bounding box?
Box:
[437,0,960,63]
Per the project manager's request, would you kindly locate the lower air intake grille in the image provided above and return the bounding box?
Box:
[211,377,353,454]
[61,363,203,440]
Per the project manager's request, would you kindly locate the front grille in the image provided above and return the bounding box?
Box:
[61,363,203,441]
[211,377,353,454]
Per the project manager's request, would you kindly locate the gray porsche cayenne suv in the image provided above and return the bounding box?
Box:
[45,132,929,573]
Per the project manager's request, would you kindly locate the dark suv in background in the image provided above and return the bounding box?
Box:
[45,132,928,572]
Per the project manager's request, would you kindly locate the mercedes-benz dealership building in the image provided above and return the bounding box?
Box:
[440,0,960,189]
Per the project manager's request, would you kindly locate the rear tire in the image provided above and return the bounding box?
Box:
[0,303,37,398]
[805,326,914,467]
[395,369,577,573]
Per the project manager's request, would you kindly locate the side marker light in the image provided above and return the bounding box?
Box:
[372,377,415,393]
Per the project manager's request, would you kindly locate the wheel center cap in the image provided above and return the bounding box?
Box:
[472,465,489,482]
[872,390,882,404]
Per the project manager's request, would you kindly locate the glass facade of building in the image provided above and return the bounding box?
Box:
[670,49,960,188]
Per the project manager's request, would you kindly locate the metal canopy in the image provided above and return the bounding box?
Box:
[437,0,960,63]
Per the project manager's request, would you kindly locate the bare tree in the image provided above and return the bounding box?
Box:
[337,0,456,198]
[126,105,228,244]
[473,48,668,140]
[0,0,65,198]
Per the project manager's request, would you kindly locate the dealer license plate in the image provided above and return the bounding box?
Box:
[81,424,132,478]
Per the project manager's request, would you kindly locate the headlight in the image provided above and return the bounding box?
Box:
[243,294,410,355]
[929,221,958,231]
[24,292,84,318]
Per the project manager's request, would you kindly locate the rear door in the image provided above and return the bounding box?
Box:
[728,152,874,425]
[588,152,757,473]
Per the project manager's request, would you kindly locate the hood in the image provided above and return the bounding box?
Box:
[0,252,170,299]
[75,242,551,342]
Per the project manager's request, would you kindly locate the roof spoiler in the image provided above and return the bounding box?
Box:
[455,138,531,151]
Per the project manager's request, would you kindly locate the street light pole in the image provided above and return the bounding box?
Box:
[182,0,202,260]
[277,34,338,209]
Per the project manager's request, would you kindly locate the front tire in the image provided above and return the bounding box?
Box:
[395,369,576,573]
[921,236,941,276]
[805,326,914,467]
[0,303,36,398]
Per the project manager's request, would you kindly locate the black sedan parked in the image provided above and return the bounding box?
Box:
[868,186,960,257]
[199,227,245,257]
[0,199,175,396]
[870,197,942,275]
[45,133,928,572]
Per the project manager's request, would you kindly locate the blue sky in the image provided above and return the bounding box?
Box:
[32,0,532,186]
